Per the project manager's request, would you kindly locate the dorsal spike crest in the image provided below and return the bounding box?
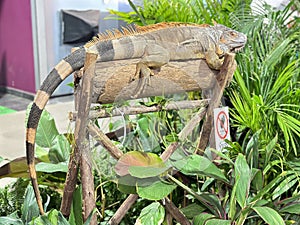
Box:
[85,22,211,48]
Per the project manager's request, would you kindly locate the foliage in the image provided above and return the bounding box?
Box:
[0,185,93,225]
[0,178,28,217]
[229,0,300,157]
[108,0,252,26]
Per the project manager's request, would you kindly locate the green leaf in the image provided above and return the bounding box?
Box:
[0,212,23,225]
[47,209,59,224]
[69,185,83,225]
[272,173,298,200]
[193,213,214,225]
[135,202,165,225]
[36,162,68,173]
[30,210,69,225]
[36,109,59,148]
[49,134,71,163]
[171,155,228,182]
[280,202,300,214]
[137,180,176,200]
[36,145,50,162]
[21,185,40,223]
[117,175,139,194]
[251,175,283,203]
[206,219,231,225]
[264,135,278,167]
[137,117,161,153]
[245,130,260,168]
[115,151,165,177]
[251,168,263,191]
[253,206,285,225]
[129,166,169,178]
[180,203,205,219]
[234,154,251,208]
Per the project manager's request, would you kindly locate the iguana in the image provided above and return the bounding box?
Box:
[26,22,247,214]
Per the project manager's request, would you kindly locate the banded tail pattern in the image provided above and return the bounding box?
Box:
[26,47,86,214]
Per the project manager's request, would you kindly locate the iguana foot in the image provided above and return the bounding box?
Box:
[130,63,154,98]
[205,50,224,70]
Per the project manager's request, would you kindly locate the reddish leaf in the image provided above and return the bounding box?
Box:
[115,151,164,176]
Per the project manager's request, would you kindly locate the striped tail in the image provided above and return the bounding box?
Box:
[26,47,87,215]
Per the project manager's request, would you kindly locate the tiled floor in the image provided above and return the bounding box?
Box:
[0,92,32,111]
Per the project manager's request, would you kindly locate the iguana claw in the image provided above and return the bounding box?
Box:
[131,63,154,98]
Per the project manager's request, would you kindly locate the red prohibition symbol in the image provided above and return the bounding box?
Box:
[216,111,229,139]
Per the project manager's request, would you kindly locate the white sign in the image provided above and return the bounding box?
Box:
[214,107,230,151]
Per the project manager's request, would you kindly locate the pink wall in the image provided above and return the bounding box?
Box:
[0,0,36,93]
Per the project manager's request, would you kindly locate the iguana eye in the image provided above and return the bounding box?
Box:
[230,31,237,37]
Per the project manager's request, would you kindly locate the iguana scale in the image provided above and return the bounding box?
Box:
[26,22,247,214]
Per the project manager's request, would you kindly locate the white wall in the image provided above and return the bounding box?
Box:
[31,0,126,96]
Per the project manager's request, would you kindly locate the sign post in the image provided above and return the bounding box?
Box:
[214,107,230,151]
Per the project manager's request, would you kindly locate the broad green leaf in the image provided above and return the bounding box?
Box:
[135,202,165,225]
[0,212,23,225]
[22,185,40,223]
[280,202,300,214]
[36,162,68,173]
[253,206,285,225]
[69,185,83,225]
[171,154,228,182]
[206,219,231,225]
[47,209,59,224]
[193,213,214,225]
[137,116,161,153]
[137,180,176,200]
[115,151,165,176]
[129,165,169,178]
[49,134,71,163]
[234,154,251,208]
[117,175,139,194]
[180,203,205,219]
[30,210,69,225]
[35,109,59,148]
[36,145,50,162]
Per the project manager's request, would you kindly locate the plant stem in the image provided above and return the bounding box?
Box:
[167,174,219,217]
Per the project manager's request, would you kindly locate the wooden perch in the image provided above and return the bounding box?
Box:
[66,51,236,224]
[91,58,218,104]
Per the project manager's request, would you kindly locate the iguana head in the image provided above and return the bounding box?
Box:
[215,24,247,53]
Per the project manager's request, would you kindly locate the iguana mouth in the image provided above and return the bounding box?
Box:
[232,45,245,52]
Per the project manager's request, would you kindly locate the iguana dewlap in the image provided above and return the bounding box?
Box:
[26,22,246,214]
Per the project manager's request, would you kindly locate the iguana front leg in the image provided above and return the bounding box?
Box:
[131,45,170,98]
[205,45,224,70]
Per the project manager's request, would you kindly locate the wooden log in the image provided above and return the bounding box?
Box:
[91,59,218,104]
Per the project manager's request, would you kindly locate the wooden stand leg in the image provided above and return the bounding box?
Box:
[196,53,236,154]
[60,52,98,225]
